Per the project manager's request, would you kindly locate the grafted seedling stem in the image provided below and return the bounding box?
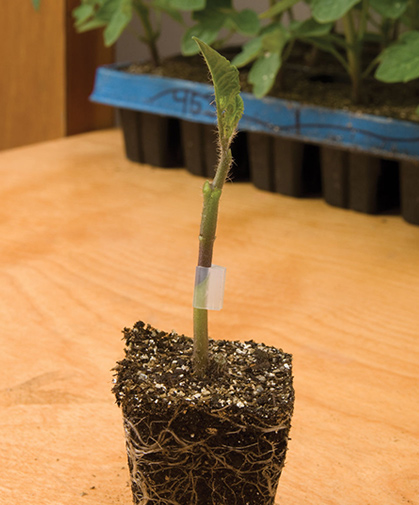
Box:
[192,39,243,376]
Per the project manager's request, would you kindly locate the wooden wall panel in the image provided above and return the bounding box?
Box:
[0,1,114,151]
[1,1,66,150]
[66,0,115,136]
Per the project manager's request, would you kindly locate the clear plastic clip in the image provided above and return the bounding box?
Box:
[193,265,226,311]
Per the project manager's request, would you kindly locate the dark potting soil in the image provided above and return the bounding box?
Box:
[126,44,419,123]
[113,321,294,505]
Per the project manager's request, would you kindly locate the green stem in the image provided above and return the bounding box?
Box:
[133,0,160,66]
[361,54,380,79]
[306,37,351,74]
[342,10,361,103]
[269,0,283,23]
[193,308,209,373]
[358,0,369,42]
[193,149,232,375]
[412,0,419,30]
[197,181,222,268]
[343,0,369,103]
[191,39,243,377]
[287,7,295,22]
[282,38,295,65]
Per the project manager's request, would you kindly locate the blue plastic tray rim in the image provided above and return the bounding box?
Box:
[90,62,419,161]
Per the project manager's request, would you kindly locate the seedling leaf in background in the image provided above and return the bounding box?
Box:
[182,0,260,56]
[73,3,96,26]
[369,0,408,19]
[168,0,205,9]
[233,25,289,98]
[375,31,419,82]
[248,51,282,98]
[311,0,360,23]
[227,9,260,36]
[291,18,334,38]
[104,0,133,46]
[152,0,183,23]
[231,37,263,67]
[259,0,300,19]
[182,23,223,55]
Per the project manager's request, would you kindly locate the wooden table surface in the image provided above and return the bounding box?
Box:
[1,129,418,505]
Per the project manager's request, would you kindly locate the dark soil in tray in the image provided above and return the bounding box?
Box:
[113,321,294,505]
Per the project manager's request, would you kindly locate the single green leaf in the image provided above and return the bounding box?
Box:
[231,22,286,68]
[168,0,206,9]
[181,24,220,54]
[401,3,419,29]
[32,0,41,10]
[261,26,290,53]
[182,1,230,54]
[375,31,419,82]
[75,17,108,33]
[290,17,333,37]
[103,3,132,46]
[249,51,282,98]
[193,0,229,26]
[369,0,408,19]
[151,0,183,22]
[103,11,132,46]
[192,0,231,19]
[193,37,243,143]
[312,0,360,23]
[228,9,260,35]
[73,4,96,26]
[231,36,263,67]
[77,0,118,29]
[259,0,300,19]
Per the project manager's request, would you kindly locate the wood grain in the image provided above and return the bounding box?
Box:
[65,0,115,136]
[1,1,66,150]
[0,1,114,151]
[0,130,418,505]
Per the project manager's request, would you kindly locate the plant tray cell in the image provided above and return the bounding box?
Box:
[91,64,419,225]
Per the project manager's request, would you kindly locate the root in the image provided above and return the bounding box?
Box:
[123,406,289,505]
[114,323,294,505]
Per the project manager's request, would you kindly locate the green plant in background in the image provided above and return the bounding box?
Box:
[192,37,243,375]
[232,0,419,103]
[232,0,334,98]
[32,0,206,66]
[71,0,205,66]
[376,30,419,85]
[374,0,419,93]
[309,0,419,103]
[181,0,260,56]
[33,0,258,68]
[309,0,415,103]
[31,0,419,107]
